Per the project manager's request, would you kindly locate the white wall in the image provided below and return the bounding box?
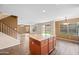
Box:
[19,34,29,54]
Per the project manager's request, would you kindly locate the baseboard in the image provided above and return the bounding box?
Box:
[56,37,79,44]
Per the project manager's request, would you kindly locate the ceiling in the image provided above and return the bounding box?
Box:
[0,4,79,25]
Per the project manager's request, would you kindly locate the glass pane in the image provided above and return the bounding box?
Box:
[68,24,77,35]
[77,23,79,36]
[60,24,67,34]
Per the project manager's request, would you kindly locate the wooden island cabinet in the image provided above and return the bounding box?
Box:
[48,37,55,54]
[29,34,56,55]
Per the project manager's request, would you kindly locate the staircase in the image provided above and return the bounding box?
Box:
[0,15,20,54]
[0,21,17,39]
[0,32,20,50]
[0,14,30,55]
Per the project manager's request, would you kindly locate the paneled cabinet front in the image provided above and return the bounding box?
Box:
[41,39,49,55]
[29,38,41,55]
[48,37,54,53]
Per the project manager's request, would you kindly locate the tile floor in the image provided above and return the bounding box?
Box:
[51,40,79,55]
[19,34,79,55]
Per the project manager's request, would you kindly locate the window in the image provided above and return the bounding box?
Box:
[60,24,67,34]
[68,24,77,35]
[60,23,79,36]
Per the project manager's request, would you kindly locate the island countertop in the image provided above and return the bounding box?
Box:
[30,34,54,41]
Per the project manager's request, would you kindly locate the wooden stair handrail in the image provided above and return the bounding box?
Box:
[0,21,18,39]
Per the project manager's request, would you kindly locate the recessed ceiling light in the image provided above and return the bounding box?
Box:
[42,10,46,13]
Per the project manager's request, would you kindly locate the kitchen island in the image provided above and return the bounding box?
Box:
[29,34,56,55]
